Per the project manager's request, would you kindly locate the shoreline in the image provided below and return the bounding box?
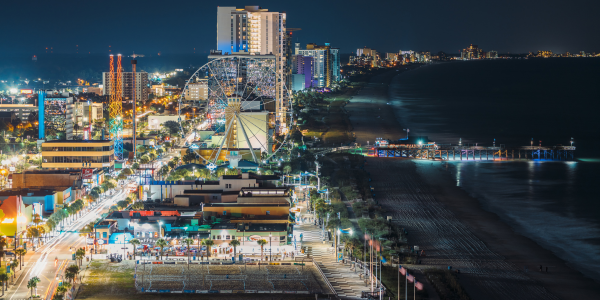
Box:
[346,69,600,299]
[415,160,600,299]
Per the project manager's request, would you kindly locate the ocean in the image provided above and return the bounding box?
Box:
[389,58,600,281]
[0,53,209,84]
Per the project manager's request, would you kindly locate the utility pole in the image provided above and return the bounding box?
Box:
[315,157,320,191]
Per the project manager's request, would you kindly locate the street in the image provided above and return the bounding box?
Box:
[3,188,127,300]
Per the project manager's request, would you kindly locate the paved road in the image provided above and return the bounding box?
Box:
[3,188,127,300]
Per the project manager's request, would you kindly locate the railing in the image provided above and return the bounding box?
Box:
[311,258,338,297]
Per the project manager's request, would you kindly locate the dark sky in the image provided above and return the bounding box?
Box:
[3,0,599,56]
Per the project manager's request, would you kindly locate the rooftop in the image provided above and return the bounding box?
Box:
[247,223,287,232]
[42,140,112,144]
[211,223,237,230]
[15,169,83,175]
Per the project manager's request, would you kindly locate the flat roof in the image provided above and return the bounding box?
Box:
[42,140,112,144]
[211,223,237,229]
[16,170,82,175]
[0,189,57,196]
[247,223,287,232]
[181,190,239,195]
[204,203,289,207]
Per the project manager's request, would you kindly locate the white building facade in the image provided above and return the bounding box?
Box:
[216,6,288,127]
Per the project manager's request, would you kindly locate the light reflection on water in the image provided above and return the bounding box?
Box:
[391,60,600,282]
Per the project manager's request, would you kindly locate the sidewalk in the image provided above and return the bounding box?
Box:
[293,199,368,299]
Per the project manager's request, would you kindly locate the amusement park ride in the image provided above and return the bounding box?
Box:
[175,54,294,167]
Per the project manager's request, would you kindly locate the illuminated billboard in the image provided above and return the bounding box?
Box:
[20,89,33,94]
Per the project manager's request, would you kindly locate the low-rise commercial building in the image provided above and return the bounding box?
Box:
[0,193,32,248]
[184,80,208,101]
[148,115,186,130]
[0,104,38,122]
[41,140,114,170]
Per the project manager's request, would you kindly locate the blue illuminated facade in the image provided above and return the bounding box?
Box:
[38,91,45,139]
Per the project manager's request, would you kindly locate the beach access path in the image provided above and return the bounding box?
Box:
[345,69,600,300]
[294,194,368,299]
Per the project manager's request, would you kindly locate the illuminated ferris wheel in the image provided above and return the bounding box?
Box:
[177,55,293,166]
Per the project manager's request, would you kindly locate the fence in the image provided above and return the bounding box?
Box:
[135,261,324,295]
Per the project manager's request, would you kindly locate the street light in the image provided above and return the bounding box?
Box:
[269,233,272,261]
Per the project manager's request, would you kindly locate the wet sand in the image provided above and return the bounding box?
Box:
[346,70,600,299]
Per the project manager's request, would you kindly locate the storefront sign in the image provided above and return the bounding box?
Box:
[248,235,262,241]
[82,168,93,180]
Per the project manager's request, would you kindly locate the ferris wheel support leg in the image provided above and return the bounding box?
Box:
[237,115,258,164]
[178,101,185,138]
[214,117,235,165]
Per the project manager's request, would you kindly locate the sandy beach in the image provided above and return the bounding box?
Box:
[345,70,600,300]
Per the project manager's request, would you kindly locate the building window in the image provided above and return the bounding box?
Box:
[212,235,215,239]
[226,235,230,240]
[266,211,270,215]
[217,235,221,240]
[223,211,227,216]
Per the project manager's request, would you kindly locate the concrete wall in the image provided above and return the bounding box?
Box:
[12,173,79,189]
[203,205,289,217]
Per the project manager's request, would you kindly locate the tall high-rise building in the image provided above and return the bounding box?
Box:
[461,44,483,60]
[291,55,313,91]
[102,72,149,102]
[296,43,341,88]
[331,47,341,82]
[216,6,288,126]
[38,91,74,140]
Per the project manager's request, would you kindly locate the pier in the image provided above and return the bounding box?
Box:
[369,145,576,160]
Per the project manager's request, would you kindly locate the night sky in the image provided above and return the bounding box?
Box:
[2,0,599,56]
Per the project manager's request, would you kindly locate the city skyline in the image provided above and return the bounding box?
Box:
[2,0,600,56]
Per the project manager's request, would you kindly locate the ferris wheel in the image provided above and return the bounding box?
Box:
[176,55,293,166]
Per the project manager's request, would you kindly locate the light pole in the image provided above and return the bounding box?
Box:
[269,233,272,261]
[158,221,163,238]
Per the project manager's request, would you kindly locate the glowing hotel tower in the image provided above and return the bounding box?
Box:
[216,5,288,128]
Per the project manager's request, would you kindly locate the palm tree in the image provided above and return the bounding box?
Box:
[129,238,140,260]
[257,239,268,261]
[65,270,76,283]
[15,248,26,270]
[9,260,18,281]
[66,264,79,283]
[0,273,8,295]
[37,225,48,244]
[56,285,68,297]
[183,238,194,264]
[203,239,214,259]
[0,236,7,266]
[155,238,167,260]
[27,276,40,297]
[75,248,85,266]
[26,226,40,249]
[283,165,292,175]
[32,214,41,226]
[230,240,240,262]
[46,219,57,234]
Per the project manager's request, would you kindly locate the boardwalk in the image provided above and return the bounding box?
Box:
[294,199,368,299]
